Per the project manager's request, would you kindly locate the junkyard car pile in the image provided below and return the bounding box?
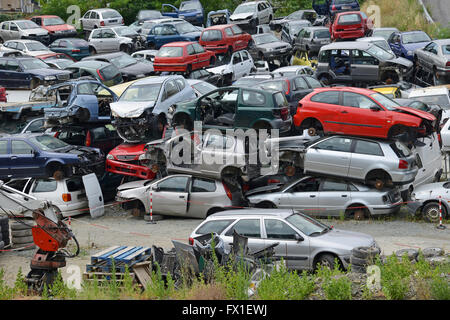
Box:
[0,0,450,273]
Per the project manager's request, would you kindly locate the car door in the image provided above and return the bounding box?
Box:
[240,50,253,77]
[6,59,28,88]
[10,139,41,177]
[347,139,385,181]
[151,175,189,216]
[295,28,306,50]
[9,22,20,40]
[0,140,11,179]
[317,178,352,216]
[281,24,290,43]
[162,4,179,18]
[285,177,320,213]
[101,28,119,52]
[81,11,91,30]
[230,25,246,51]
[159,79,182,114]
[389,33,401,57]
[307,90,341,133]
[200,133,235,175]
[350,49,379,82]
[1,22,10,41]
[82,173,104,218]
[263,218,310,270]
[89,29,103,51]
[222,218,266,253]
[339,91,387,137]
[305,136,353,178]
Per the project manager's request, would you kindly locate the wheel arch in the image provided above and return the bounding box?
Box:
[312,250,344,269]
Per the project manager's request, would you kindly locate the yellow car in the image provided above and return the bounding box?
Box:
[370,86,402,99]
[99,76,156,97]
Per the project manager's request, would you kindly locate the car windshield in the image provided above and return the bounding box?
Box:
[139,10,162,19]
[234,78,261,86]
[20,59,50,70]
[43,17,65,26]
[30,135,69,151]
[254,34,279,45]
[373,29,397,40]
[411,95,450,109]
[371,92,400,111]
[110,54,137,68]
[120,83,162,102]
[49,59,74,69]
[285,212,329,237]
[372,40,391,52]
[102,10,121,19]
[402,32,431,44]
[234,4,256,14]
[113,26,137,37]
[192,82,218,95]
[157,46,183,57]
[366,44,395,60]
[442,45,450,55]
[26,42,48,51]
[335,0,355,4]
[314,29,330,38]
[180,2,202,10]
[175,22,198,34]
[287,11,304,19]
[16,21,39,29]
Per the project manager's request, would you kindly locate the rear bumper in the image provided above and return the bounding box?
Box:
[333,30,364,40]
[154,63,187,72]
[203,45,228,54]
[390,168,418,185]
[106,159,156,180]
[270,117,293,134]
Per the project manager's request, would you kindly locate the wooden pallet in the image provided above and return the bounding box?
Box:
[82,272,142,289]
[87,246,152,273]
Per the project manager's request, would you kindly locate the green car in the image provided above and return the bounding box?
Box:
[170,86,292,133]
[65,60,123,87]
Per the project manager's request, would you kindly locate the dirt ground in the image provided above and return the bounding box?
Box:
[0,205,449,287]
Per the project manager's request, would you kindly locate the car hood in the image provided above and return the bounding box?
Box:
[28,50,54,57]
[45,24,76,32]
[389,56,413,68]
[54,145,101,157]
[230,13,254,20]
[258,42,291,50]
[403,42,430,52]
[110,101,155,118]
[29,68,71,77]
[207,64,231,75]
[120,62,154,75]
[22,28,48,36]
[393,106,436,121]
[117,179,154,191]
[110,143,146,156]
[316,228,375,249]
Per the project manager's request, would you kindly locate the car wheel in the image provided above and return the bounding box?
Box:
[209,56,216,66]
[76,108,90,122]
[256,201,276,209]
[89,46,96,55]
[151,116,166,139]
[314,253,340,271]
[346,205,369,220]
[422,202,446,223]
[186,64,192,75]
[120,44,129,53]
[365,170,392,190]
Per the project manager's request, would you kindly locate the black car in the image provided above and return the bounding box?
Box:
[257,74,324,115]
[187,69,224,86]
[0,56,71,89]
[247,33,292,65]
[82,52,154,82]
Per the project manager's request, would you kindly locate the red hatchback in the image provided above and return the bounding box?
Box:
[199,24,252,55]
[330,11,372,41]
[153,42,215,73]
[293,87,436,140]
[30,15,77,40]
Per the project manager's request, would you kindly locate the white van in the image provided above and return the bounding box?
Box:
[400,132,443,200]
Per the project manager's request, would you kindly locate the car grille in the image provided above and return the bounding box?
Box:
[57,74,70,81]
[275,46,287,50]
[116,155,138,161]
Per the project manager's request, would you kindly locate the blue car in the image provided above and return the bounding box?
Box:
[162,0,204,26]
[43,79,118,126]
[0,133,104,180]
[146,20,201,49]
[0,56,71,89]
[313,0,360,17]
[388,31,432,61]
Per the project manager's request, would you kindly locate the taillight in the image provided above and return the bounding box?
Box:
[332,5,337,11]
[122,19,124,24]
[97,69,105,81]
[72,49,80,53]
[100,21,105,26]
[188,237,194,245]
[85,130,91,147]
[62,193,72,202]
[267,179,280,184]
[222,182,233,200]
[54,131,60,138]
[446,61,450,67]
[285,79,290,96]
[399,160,409,169]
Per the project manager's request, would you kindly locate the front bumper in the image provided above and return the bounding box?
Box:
[264,49,292,60]
[23,34,50,45]
[106,159,157,180]
[49,30,78,40]
[371,201,403,215]
[406,200,422,216]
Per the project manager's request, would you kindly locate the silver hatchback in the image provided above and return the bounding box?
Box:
[190,209,379,270]
[304,136,418,189]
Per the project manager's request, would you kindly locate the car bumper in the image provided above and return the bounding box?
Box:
[406,200,422,216]
[154,63,187,72]
[370,201,402,215]
[23,34,50,44]
[333,30,364,40]
[390,168,418,185]
[106,159,156,180]
[203,45,228,54]
[264,49,292,60]
[49,30,78,40]
[270,117,293,134]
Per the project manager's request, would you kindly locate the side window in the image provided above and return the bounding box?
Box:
[354,140,384,156]
[0,140,8,154]
[10,23,18,31]
[91,127,107,140]
[1,23,9,30]
[59,40,68,48]
[314,137,353,152]
[32,180,57,193]
[231,25,243,35]
[351,50,378,65]
[164,80,180,99]
[26,119,45,133]
[5,42,17,49]
[191,178,216,193]
[264,219,298,240]
[66,177,83,192]
[225,219,261,238]
[196,219,236,235]
[187,44,195,55]
[152,26,163,35]
[318,50,330,63]
[290,177,320,192]
[305,76,322,88]
[0,60,6,70]
[310,91,340,105]
[102,29,116,38]
[225,28,233,36]
[241,50,250,61]
[91,29,102,39]
[321,179,349,191]
[342,92,378,109]
[6,60,19,71]
[294,77,308,89]
[175,78,186,91]
[83,11,91,19]
[157,176,189,192]
[192,43,205,54]
[204,134,234,149]
[12,141,34,154]
[232,53,242,64]
[304,31,311,38]
[5,179,29,192]
[16,42,26,51]
[242,90,265,105]
[162,25,176,35]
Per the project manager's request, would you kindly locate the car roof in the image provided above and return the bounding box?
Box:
[312,86,376,95]
[162,41,195,47]
[373,27,399,31]
[132,75,181,85]
[5,39,41,44]
[400,30,428,35]
[91,8,119,12]
[203,24,235,30]
[335,11,362,16]
[31,15,59,18]
[206,208,295,219]
[69,60,111,68]
[321,41,372,50]
[273,65,311,72]
[287,19,311,25]
[357,37,387,42]
[0,132,46,139]
[431,39,450,45]
[84,52,127,59]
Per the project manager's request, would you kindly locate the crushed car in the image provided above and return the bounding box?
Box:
[247,33,292,66]
[206,9,231,27]
[206,50,256,85]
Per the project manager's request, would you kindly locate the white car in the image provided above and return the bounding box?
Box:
[0,39,53,57]
[80,8,124,33]
[4,175,103,217]
[273,65,315,76]
[408,86,450,123]
[230,1,273,32]
[356,37,395,55]
[0,20,49,44]
[131,49,159,62]
[207,50,255,84]
[88,26,137,54]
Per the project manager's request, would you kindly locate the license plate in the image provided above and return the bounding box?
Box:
[321,40,328,44]
[110,20,117,23]
[342,6,351,9]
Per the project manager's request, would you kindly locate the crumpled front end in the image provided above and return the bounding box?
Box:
[112,113,156,143]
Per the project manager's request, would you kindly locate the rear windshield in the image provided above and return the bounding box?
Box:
[196,219,235,235]
[338,14,361,24]
[70,39,89,47]
[157,46,183,57]
[442,45,450,55]
[201,30,223,41]
[274,92,289,107]
[314,29,330,38]
[100,65,119,80]
[260,80,287,93]
[402,32,431,44]
[390,141,412,158]
[334,0,356,4]
[101,10,121,19]
[66,177,83,192]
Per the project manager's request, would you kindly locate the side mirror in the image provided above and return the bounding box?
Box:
[295,234,304,242]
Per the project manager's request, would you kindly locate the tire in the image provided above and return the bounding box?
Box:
[422,202,446,223]
[151,116,166,139]
[120,44,129,53]
[11,229,33,237]
[77,108,90,122]
[351,264,366,273]
[395,248,419,261]
[350,255,369,266]
[10,220,34,231]
[186,64,192,75]
[89,46,96,55]
[351,246,381,260]
[314,253,340,271]
[12,235,34,245]
[256,202,276,209]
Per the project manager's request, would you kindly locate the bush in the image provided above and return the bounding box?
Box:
[378,254,413,300]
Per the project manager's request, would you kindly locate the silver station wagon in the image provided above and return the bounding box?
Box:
[190,209,379,270]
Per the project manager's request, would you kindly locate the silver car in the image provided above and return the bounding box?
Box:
[414,39,450,85]
[190,209,379,270]
[293,26,331,55]
[356,36,395,55]
[115,174,233,218]
[247,176,402,218]
[88,26,142,54]
[0,20,49,44]
[304,136,418,189]
[408,182,450,223]
[80,8,124,33]
[0,39,53,57]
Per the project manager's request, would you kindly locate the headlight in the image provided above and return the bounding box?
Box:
[44,76,56,81]
[196,13,202,17]
[266,48,274,52]
[106,154,114,160]
[111,110,118,118]
[179,15,185,19]
[138,154,147,160]
[168,106,175,114]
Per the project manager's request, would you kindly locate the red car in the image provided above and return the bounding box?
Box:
[30,15,77,41]
[329,11,372,41]
[106,143,157,180]
[153,42,215,73]
[0,86,6,102]
[199,24,252,55]
[293,87,436,140]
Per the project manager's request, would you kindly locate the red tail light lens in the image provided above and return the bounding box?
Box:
[96,69,105,81]
[100,21,105,26]
[399,160,409,169]
[72,49,80,53]
[285,79,290,96]
[332,5,337,11]
[222,182,233,200]
[62,193,72,202]
[188,237,194,245]
[54,131,60,138]
[446,61,450,67]
[85,130,91,147]
[267,179,280,184]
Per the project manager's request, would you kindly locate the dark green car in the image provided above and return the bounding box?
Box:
[170,86,292,133]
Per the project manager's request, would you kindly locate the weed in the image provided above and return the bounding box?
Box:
[13,267,28,297]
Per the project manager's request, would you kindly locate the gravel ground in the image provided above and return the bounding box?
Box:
[0,204,449,287]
